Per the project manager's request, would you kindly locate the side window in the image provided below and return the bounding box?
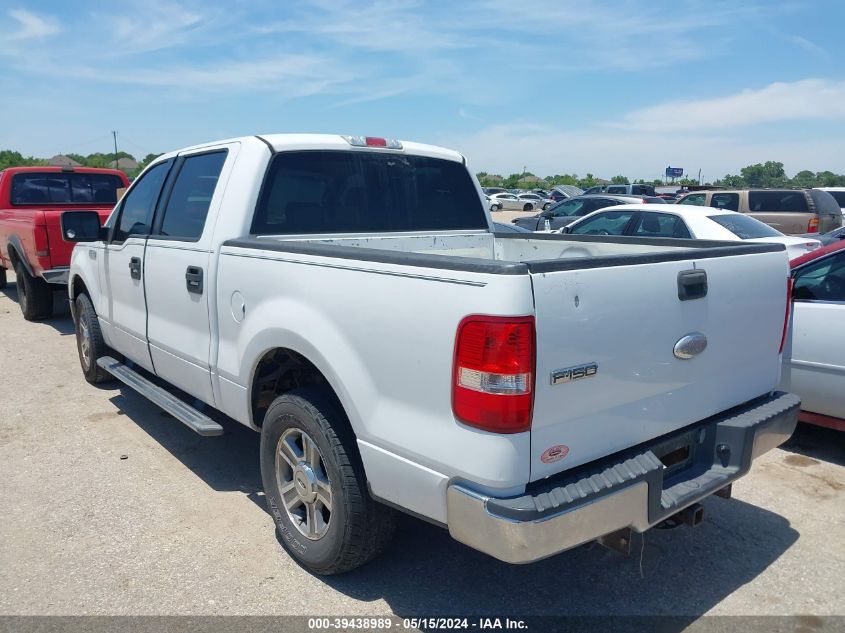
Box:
[569,210,635,235]
[155,151,227,240]
[748,191,809,212]
[112,162,170,243]
[793,253,845,302]
[711,193,739,211]
[590,199,620,213]
[607,186,626,194]
[632,213,691,238]
[553,200,583,217]
[679,193,706,206]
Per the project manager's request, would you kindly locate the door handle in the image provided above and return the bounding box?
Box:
[678,269,707,301]
[185,266,203,294]
[128,256,142,280]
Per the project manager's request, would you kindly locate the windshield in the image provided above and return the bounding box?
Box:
[252,151,487,234]
[707,214,783,239]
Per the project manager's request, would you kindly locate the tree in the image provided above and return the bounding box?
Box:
[739,161,787,188]
[578,173,597,188]
[0,150,47,169]
[610,175,628,184]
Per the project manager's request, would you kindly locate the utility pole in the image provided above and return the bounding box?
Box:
[112,131,118,169]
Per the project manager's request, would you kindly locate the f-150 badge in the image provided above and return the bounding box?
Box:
[551,363,598,385]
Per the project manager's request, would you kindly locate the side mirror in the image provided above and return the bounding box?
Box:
[61,211,105,242]
[540,209,553,218]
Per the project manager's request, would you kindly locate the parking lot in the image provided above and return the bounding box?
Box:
[0,270,843,618]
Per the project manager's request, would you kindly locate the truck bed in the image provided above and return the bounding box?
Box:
[225,231,782,273]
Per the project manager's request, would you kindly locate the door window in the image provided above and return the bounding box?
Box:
[112,162,170,243]
[552,199,584,217]
[631,213,691,238]
[569,210,635,235]
[793,252,845,302]
[710,193,739,211]
[606,186,627,194]
[678,193,706,206]
[154,151,227,240]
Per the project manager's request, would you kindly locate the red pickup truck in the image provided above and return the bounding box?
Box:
[0,166,129,320]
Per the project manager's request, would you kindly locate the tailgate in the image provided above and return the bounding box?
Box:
[529,247,789,481]
[44,207,113,268]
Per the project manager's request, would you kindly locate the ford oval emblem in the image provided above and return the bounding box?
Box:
[674,332,707,359]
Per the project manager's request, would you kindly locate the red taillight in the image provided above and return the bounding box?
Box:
[365,136,387,147]
[780,278,794,353]
[807,217,819,233]
[452,315,535,433]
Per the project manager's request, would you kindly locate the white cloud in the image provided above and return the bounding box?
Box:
[97,1,206,54]
[445,79,845,180]
[618,79,845,132]
[7,8,60,41]
[64,55,355,95]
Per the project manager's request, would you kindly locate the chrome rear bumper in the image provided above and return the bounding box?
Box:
[447,392,800,564]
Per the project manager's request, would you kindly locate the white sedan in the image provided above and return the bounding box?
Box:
[517,193,552,210]
[560,204,822,260]
[487,193,536,212]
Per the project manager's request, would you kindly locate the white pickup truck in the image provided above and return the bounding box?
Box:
[64,134,799,574]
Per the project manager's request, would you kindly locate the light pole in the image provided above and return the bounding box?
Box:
[112,131,119,169]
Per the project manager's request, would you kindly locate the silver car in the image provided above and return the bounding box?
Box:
[517,193,552,211]
[488,192,536,212]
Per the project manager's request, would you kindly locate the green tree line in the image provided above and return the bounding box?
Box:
[0,149,163,177]
[477,161,845,190]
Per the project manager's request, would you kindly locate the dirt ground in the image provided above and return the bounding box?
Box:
[1,271,843,619]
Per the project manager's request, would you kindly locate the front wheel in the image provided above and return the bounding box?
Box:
[74,293,111,383]
[260,387,395,574]
[523,203,533,212]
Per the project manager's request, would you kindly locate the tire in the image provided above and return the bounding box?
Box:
[543,203,551,210]
[260,387,395,575]
[523,203,533,212]
[74,293,111,384]
[0,267,6,290]
[14,262,53,321]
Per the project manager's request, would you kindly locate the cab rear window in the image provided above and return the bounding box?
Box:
[251,151,487,234]
[11,173,124,205]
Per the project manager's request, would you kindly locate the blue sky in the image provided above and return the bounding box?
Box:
[1,0,844,180]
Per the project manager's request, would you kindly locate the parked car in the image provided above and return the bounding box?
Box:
[817,187,845,214]
[483,187,507,196]
[797,225,845,246]
[0,166,130,320]
[517,193,552,210]
[513,194,647,231]
[560,204,822,260]
[583,184,657,196]
[488,192,535,212]
[65,133,797,574]
[780,240,845,431]
[676,189,843,235]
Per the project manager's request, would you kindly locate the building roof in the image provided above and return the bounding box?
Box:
[48,155,81,167]
[116,157,139,169]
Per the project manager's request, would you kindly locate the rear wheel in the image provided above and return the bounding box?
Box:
[14,263,53,321]
[523,203,533,212]
[260,387,395,574]
[74,293,111,383]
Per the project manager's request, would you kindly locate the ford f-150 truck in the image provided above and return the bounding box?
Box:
[64,134,799,574]
[0,166,129,320]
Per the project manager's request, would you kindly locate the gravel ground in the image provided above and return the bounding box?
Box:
[0,271,843,618]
